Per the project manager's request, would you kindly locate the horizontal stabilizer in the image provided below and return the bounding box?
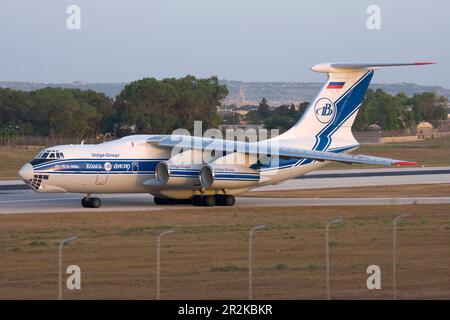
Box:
[312,62,434,73]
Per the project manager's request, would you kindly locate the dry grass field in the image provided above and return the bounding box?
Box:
[1,204,450,300]
[0,146,40,179]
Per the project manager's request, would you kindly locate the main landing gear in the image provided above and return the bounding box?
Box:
[154,195,236,207]
[81,195,102,208]
[192,195,236,207]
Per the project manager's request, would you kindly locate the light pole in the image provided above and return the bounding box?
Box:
[58,236,77,300]
[326,218,342,300]
[248,224,266,300]
[393,214,409,300]
[156,229,175,300]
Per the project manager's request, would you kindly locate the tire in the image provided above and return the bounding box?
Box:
[192,195,203,206]
[154,197,164,205]
[154,197,176,205]
[81,197,90,208]
[223,195,236,206]
[89,197,102,208]
[202,195,216,207]
[214,195,225,206]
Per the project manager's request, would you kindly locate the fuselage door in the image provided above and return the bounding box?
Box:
[95,172,108,185]
[95,161,111,185]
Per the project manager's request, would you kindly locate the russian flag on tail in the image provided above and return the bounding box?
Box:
[327,81,345,89]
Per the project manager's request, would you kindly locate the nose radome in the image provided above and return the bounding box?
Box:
[18,163,34,181]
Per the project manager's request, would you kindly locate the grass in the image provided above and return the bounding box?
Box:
[307,264,321,271]
[274,264,288,271]
[1,204,450,299]
[0,146,41,179]
[210,265,248,272]
[28,241,47,247]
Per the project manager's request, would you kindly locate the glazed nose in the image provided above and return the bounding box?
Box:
[18,163,34,180]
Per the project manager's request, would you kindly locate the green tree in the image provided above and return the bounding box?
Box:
[112,75,228,135]
[410,92,448,127]
[258,97,270,118]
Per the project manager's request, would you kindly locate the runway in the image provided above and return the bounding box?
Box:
[1,191,450,214]
[1,166,449,214]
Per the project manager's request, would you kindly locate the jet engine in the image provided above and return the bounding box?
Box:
[154,161,202,186]
[199,164,260,189]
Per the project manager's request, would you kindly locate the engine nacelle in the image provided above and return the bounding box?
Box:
[199,164,260,189]
[155,161,202,187]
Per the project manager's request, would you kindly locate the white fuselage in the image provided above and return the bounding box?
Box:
[20,134,330,199]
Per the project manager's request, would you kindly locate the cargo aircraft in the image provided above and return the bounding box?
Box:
[18,62,432,208]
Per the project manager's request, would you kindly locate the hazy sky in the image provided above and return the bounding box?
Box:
[0,0,448,86]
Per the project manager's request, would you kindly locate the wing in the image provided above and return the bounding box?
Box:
[147,135,417,166]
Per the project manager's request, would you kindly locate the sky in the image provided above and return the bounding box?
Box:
[0,0,448,86]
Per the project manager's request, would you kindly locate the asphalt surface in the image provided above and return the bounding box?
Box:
[0,167,448,214]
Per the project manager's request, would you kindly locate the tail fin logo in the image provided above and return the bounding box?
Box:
[314,98,336,124]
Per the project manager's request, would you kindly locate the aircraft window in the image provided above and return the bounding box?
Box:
[34,151,64,160]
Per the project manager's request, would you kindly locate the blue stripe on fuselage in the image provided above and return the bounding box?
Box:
[33,159,167,174]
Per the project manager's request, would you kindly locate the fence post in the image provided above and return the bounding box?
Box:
[248,224,266,300]
[393,214,409,300]
[326,218,342,300]
[156,229,175,300]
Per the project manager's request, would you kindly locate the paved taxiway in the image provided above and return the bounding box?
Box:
[0,167,449,214]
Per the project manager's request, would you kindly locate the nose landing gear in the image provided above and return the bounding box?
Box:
[81,195,102,208]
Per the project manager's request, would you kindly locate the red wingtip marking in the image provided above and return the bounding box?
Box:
[393,161,418,166]
[414,62,435,65]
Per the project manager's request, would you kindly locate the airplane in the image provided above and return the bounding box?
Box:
[18,62,432,208]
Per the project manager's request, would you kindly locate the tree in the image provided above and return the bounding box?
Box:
[258,98,270,118]
[0,87,111,138]
[112,75,228,135]
[355,88,410,131]
[410,92,448,127]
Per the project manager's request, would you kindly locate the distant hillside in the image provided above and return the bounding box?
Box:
[1,80,449,104]
[220,80,450,106]
[0,81,126,98]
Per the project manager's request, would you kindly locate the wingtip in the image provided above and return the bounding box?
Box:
[393,161,418,166]
[414,62,435,65]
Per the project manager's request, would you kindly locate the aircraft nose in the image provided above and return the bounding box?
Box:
[18,163,34,181]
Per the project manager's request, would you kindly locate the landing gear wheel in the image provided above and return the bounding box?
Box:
[81,197,90,208]
[81,196,101,208]
[223,195,235,206]
[89,197,102,208]
[192,195,216,206]
[154,197,176,205]
[192,195,203,206]
[202,195,216,207]
[215,195,235,206]
[154,197,164,205]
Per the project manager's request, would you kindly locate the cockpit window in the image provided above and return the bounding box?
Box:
[31,150,65,166]
[34,150,64,160]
